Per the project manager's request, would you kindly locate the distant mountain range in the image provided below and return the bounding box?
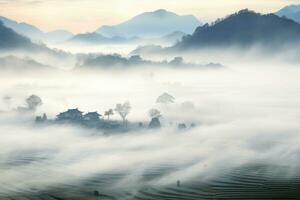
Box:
[67,31,186,46]
[175,9,300,50]
[96,9,201,38]
[3,7,300,56]
[1,9,196,46]
[276,5,300,24]
[67,32,137,44]
[0,20,38,51]
[0,16,73,44]
[0,20,72,66]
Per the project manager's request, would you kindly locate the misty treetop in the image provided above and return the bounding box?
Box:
[76,53,222,69]
[157,93,175,104]
[18,95,43,112]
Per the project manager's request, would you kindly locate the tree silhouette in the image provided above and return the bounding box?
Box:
[115,101,131,127]
[156,93,175,104]
[104,109,114,120]
[26,95,42,111]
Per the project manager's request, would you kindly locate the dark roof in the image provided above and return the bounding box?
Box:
[57,108,83,116]
[68,108,83,113]
[84,112,102,117]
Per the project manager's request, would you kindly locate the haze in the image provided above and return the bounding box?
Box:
[1,62,300,196]
[0,0,299,32]
[2,1,300,199]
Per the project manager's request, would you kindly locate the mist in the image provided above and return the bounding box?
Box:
[1,56,300,197]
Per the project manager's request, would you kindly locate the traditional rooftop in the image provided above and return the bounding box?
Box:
[84,112,102,120]
[56,108,84,121]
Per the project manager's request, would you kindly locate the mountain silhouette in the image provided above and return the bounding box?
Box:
[0,20,37,50]
[176,9,300,49]
[0,16,73,43]
[276,5,300,24]
[67,32,135,44]
[68,31,185,46]
[96,9,201,38]
[0,21,71,62]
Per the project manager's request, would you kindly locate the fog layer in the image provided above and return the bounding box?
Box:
[1,62,300,195]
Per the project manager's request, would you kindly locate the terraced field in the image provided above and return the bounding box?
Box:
[3,165,300,200]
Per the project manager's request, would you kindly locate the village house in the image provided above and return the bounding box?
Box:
[82,112,103,127]
[83,112,102,121]
[56,108,84,122]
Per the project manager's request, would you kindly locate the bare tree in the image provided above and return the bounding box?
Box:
[104,109,114,120]
[115,101,131,127]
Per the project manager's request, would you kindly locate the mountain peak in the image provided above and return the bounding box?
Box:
[276,4,300,23]
[96,9,201,38]
[153,9,168,14]
[150,9,177,17]
[0,16,73,43]
[280,5,300,13]
[135,9,178,20]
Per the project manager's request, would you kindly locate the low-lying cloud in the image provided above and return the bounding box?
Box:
[1,62,300,196]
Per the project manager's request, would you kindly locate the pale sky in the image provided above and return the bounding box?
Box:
[0,0,299,33]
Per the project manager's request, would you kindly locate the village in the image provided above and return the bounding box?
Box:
[34,93,196,133]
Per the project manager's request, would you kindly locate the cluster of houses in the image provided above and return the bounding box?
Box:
[56,109,99,122]
[36,107,196,132]
[36,108,121,130]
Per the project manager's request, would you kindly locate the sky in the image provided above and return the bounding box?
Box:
[0,0,300,33]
